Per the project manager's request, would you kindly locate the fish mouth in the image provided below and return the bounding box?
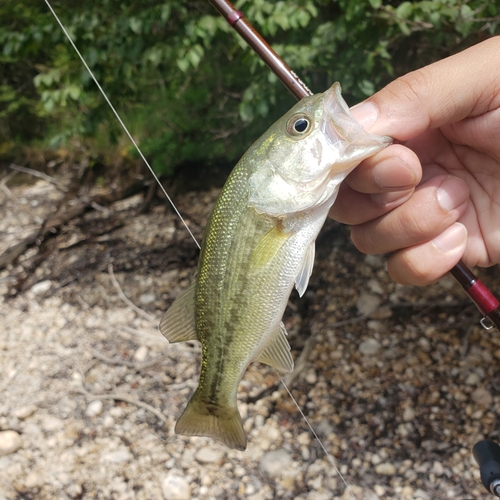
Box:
[320,83,392,161]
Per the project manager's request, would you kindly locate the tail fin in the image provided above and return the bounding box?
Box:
[175,394,247,451]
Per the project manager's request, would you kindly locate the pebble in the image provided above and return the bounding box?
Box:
[359,338,381,356]
[85,400,104,417]
[133,345,148,362]
[0,430,22,456]
[414,489,431,500]
[432,460,444,476]
[465,373,480,386]
[195,446,223,464]
[472,387,493,407]
[367,279,384,295]
[402,407,415,421]
[161,473,191,500]
[259,449,291,477]
[101,448,132,463]
[356,292,381,316]
[31,280,52,295]
[139,293,156,305]
[42,416,63,432]
[13,405,37,420]
[364,255,384,268]
[24,471,45,489]
[374,462,396,475]
[305,369,317,384]
[367,320,384,333]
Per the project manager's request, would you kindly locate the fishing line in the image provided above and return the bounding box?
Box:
[46,2,355,494]
[43,0,200,251]
[278,373,356,500]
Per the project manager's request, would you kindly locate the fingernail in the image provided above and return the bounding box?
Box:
[432,223,467,253]
[350,101,378,130]
[373,157,418,189]
[437,177,469,212]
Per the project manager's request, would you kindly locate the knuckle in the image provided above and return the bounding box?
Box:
[388,252,436,286]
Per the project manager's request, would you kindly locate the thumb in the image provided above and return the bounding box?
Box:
[350,36,500,141]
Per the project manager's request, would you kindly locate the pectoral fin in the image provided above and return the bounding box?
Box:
[295,242,315,297]
[256,322,294,374]
[159,281,198,343]
[249,223,289,272]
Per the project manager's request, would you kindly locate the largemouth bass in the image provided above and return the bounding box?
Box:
[160,83,390,451]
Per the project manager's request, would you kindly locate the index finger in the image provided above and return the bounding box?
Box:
[351,36,500,141]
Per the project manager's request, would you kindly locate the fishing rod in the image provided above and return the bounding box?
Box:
[208,0,500,335]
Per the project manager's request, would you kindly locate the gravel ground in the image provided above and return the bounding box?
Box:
[1,178,500,500]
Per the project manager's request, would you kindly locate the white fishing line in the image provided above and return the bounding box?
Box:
[278,374,356,499]
[43,0,200,250]
[45,2,355,494]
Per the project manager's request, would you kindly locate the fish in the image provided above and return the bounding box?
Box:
[159,82,391,451]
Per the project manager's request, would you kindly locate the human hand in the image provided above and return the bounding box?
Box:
[331,36,500,286]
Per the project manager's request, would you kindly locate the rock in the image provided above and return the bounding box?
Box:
[472,387,493,407]
[305,369,317,384]
[161,473,191,500]
[13,405,36,420]
[139,293,156,305]
[431,460,444,476]
[465,373,480,386]
[41,416,63,432]
[364,255,384,268]
[367,320,384,333]
[359,338,381,356]
[356,293,381,316]
[103,416,115,428]
[413,488,431,499]
[101,448,132,463]
[259,449,291,477]
[402,407,415,421]
[31,280,52,295]
[195,447,223,464]
[0,431,22,456]
[24,471,45,489]
[367,279,384,295]
[85,400,103,417]
[374,462,396,475]
[133,345,148,362]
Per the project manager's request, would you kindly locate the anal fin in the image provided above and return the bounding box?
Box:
[256,322,294,374]
[159,281,198,343]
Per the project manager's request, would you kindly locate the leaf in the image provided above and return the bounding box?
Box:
[396,2,413,19]
[129,18,143,35]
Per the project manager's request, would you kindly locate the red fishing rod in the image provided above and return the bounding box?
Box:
[208,0,500,334]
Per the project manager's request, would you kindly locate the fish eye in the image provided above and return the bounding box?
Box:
[286,114,312,137]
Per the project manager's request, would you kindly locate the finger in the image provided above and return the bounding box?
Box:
[343,143,421,193]
[350,175,469,255]
[387,223,467,286]
[350,37,500,140]
[331,182,414,225]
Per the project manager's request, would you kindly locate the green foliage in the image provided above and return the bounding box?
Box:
[1,0,499,176]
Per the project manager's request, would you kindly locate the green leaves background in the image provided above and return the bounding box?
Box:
[1,0,499,176]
